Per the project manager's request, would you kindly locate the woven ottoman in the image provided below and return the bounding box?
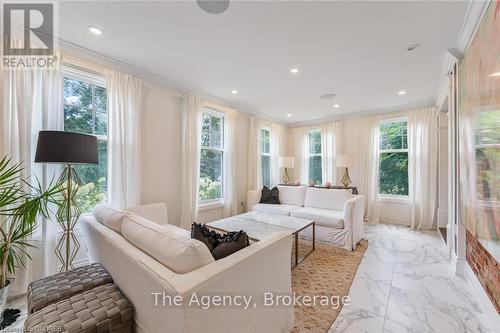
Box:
[24,283,133,333]
[27,263,113,314]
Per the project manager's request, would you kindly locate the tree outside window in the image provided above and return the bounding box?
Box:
[63,75,108,212]
[261,128,271,187]
[199,110,224,202]
[308,130,322,185]
[379,119,408,196]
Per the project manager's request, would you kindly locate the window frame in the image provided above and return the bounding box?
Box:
[62,66,109,208]
[308,128,323,185]
[199,107,225,207]
[378,116,409,198]
[260,126,271,188]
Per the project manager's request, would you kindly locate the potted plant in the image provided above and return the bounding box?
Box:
[0,157,62,322]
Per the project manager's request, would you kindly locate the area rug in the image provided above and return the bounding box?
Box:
[291,239,368,333]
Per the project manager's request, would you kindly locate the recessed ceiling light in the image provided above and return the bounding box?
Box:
[231,90,238,94]
[406,43,421,51]
[290,68,299,74]
[490,72,500,77]
[88,26,102,35]
[333,104,340,108]
[398,90,406,95]
[287,114,292,118]
[320,93,336,100]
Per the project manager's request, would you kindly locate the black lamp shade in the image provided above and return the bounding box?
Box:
[35,131,98,164]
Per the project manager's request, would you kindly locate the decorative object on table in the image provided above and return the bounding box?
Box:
[0,308,21,329]
[191,223,250,260]
[0,157,63,322]
[325,181,332,188]
[27,263,113,314]
[278,156,294,184]
[24,283,133,333]
[308,181,315,187]
[336,154,356,188]
[259,186,280,204]
[35,131,98,272]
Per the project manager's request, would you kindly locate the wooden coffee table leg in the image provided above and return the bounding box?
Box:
[295,232,299,267]
[313,222,315,250]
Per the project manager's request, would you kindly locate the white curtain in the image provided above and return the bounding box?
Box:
[247,117,262,191]
[270,123,282,186]
[0,37,63,296]
[222,107,238,217]
[408,107,438,230]
[180,96,203,229]
[359,115,381,224]
[321,121,343,184]
[106,70,142,209]
[292,127,309,184]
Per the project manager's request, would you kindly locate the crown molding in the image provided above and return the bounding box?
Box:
[288,99,436,128]
[57,39,288,127]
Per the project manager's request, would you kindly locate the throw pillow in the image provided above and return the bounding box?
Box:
[191,223,250,260]
[259,186,281,204]
[191,223,222,252]
[211,231,250,260]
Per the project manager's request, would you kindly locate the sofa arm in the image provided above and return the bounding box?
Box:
[343,195,365,250]
[126,202,168,225]
[247,189,261,212]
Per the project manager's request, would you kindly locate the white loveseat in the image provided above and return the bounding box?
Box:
[247,186,365,250]
[80,203,294,333]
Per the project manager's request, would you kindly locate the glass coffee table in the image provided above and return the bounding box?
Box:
[207,212,315,268]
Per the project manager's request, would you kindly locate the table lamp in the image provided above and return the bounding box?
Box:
[278,157,294,184]
[35,131,98,272]
[336,154,355,188]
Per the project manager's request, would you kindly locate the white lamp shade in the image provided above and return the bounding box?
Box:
[336,154,355,167]
[278,156,294,168]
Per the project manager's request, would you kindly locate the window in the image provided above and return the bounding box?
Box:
[260,128,271,187]
[199,110,224,202]
[308,130,322,185]
[63,74,108,212]
[379,119,408,196]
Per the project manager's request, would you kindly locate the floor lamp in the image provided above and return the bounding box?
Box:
[35,131,98,272]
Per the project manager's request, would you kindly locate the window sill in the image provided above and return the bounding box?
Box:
[199,200,224,212]
[378,194,409,204]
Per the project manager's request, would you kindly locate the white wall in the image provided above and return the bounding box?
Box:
[140,81,183,225]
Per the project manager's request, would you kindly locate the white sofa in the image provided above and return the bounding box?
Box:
[247,186,365,250]
[81,203,294,333]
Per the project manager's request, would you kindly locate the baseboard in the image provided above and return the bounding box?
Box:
[464,263,499,329]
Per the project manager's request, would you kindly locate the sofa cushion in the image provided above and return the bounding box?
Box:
[93,206,128,234]
[277,185,307,206]
[304,187,352,211]
[259,186,281,204]
[126,203,168,225]
[291,207,345,229]
[211,230,250,260]
[251,203,300,216]
[121,214,215,274]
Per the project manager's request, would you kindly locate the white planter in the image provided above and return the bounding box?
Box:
[0,279,12,323]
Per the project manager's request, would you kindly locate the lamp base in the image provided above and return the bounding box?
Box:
[55,164,81,272]
[341,167,352,188]
[281,168,290,184]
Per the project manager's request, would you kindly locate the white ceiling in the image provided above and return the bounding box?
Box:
[59,1,469,124]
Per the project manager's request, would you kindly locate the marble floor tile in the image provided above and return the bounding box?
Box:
[329,223,492,333]
[328,308,385,333]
